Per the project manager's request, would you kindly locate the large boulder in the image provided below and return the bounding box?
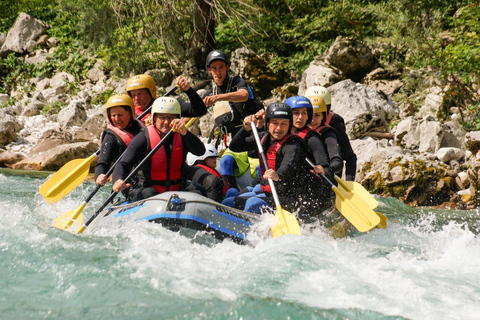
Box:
[327,79,398,138]
[323,36,378,82]
[230,47,287,100]
[0,109,22,146]
[393,117,464,154]
[298,59,344,95]
[72,108,107,142]
[0,151,25,167]
[0,13,48,57]
[57,100,88,130]
[21,92,47,116]
[465,131,480,154]
[11,141,99,171]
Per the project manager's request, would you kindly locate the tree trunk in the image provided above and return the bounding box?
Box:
[190,0,215,69]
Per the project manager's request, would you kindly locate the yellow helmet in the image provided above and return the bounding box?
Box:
[305,86,331,105]
[307,95,327,113]
[151,97,181,119]
[126,74,157,99]
[106,94,135,123]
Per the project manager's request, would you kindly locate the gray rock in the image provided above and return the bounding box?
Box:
[437,147,464,163]
[298,60,344,95]
[0,13,48,57]
[0,151,25,167]
[0,109,22,146]
[87,60,107,83]
[0,33,5,47]
[12,141,99,171]
[329,79,398,123]
[72,109,106,142]
[322,36,378,81]
[50,71,75,88]
[57,100,87,129]
[465,131,480,154]
[21,92,47,116]
[0,94,9,104]
[25,49,49,65]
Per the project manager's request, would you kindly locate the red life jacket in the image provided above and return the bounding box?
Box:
[294,127,312,140]
[196,164,228,195]
[325,112,335,125]
[259,133,291,194]
[315,123,331,134]
[135,108,152,123]
[106,124,137,147]
[147,126,184,193]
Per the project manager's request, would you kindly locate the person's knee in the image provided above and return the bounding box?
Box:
[220,155,235,175]
[244,197,269,214]
[130,187,158,202]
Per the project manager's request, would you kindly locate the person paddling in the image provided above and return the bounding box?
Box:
[285,95,340,216]
[305,86,357,181]
[111,97,223,202]
[126,74,208,125]
[95,94,143,186]
[225,103,309,214]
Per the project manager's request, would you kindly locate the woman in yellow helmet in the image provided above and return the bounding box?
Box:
[95,94,144,186]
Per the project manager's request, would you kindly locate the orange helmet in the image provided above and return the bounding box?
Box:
[126,74,157,99]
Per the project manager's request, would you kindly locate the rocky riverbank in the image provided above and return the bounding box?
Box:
[1,13,480,209]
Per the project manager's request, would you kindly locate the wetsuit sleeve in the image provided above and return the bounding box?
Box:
[323,130,344,176]
[180,88,208,117]
[95,132,119,179]
[112,133,148,183]
[202,89,213,98]
[276,141,304,180]
[231,76,248,91]
[182,131,205,156]
[331,114,357,181]
[307,135,333,179]
[229,128,258,153]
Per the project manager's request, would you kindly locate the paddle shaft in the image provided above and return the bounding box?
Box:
[80,117,196,231]
[305,157,336,189]
[136,85,178,120]
[250,124,281,207]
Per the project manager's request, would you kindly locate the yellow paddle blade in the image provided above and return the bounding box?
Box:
[334,177,379,210]
[52,202,86,230]
[375,212,388,229]
[39,154,97,204]
[271,204,302,238]
[333,186,380,233]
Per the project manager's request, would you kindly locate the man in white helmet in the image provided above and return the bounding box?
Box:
[112,97,224,202]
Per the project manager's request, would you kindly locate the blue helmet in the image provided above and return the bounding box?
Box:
[284,96,313,127]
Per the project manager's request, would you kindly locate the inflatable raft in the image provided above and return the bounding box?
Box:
[86,191,265,244]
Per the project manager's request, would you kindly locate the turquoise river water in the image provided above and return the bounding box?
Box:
[1,168,480,320]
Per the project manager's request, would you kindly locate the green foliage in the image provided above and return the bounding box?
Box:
[1,0,479,117]
[90,89,115,106]
[42,101,66,115]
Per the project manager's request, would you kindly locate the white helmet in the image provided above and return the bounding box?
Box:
[187,143,220,166]
[151,97,181,118]
[305,86,331,105]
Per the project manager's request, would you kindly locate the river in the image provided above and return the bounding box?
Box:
[1,168,479,319]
